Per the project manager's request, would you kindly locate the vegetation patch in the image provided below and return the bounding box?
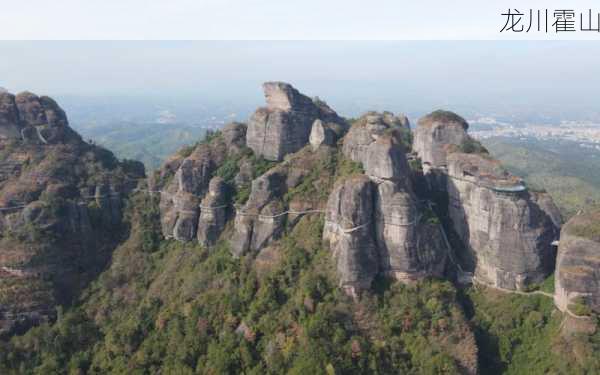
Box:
[459,137,489,155]
[463,286,600,374]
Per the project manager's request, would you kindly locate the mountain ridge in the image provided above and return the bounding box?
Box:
[0,83,599,374]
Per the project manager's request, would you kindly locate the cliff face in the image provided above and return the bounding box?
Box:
[414,111,560,290]
[0,91,144,335]
[157,122,246,243]
[246,82,346,161]
[554,210,600,313]
[325,112,446,295]
[154,84,447,297]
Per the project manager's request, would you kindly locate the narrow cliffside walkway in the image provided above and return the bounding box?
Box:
[471,276,592,320]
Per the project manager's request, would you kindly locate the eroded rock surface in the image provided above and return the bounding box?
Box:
[246,82,345,161]
[230,147,335,256]
[197,177,229,247]
[159,122,246,242]
[323,176,379,297]
[415,110,559,290]
[323,112,446,295]
[342,111,411,173]
[413,110,469,171]
[555,210,600,314]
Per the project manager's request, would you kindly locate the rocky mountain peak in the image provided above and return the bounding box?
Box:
[0,89,78,145]
[419,109,469,130]
[414,110,470,170]
[262,81,314,111]
[0,91,144,335]
[246,82,345,161]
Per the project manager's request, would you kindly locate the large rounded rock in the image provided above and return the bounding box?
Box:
[342,112,411,180]
[413,110,469,170]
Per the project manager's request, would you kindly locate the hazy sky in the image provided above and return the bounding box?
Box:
[2,1,600,40]
[1,41,600,116]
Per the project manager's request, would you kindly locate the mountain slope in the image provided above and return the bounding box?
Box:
[0,90,144,336]
[1,83,599,374]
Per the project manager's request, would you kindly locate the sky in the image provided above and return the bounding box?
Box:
[2,1,600,40]
[1,41,600,118]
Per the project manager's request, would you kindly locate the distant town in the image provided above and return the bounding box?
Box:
[468,117,600,150]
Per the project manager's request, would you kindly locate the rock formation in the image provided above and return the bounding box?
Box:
[414,110,560,290]
[323,176,379,297]
[197,177,229,247]
[322,112,446,295]
[158,122,246,242]
[230,146,335,256]
[413,110,469,172]
[0,90,144,335]
[554,210,600,314]
[246,82,345,161]
[342,111,411,170]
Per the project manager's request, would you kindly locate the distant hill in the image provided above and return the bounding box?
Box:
[482,137,600,219]
[73,121,208,170]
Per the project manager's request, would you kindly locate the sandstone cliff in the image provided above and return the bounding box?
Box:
[157,122,246,243]
[246,82,346,161]
[153,85,447,297]
[326,112,446,294]
[414,110,560,290]
[554,210,600,314]
[0,90,144,335]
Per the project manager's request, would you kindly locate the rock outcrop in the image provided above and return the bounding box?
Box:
[0,91,81,145]
[246,82,345,161]
[158,122,246,242]
[197,177,229,247]
[342,111,411,172]
[0,90,144,335]
[323,176,378,297]
[414,110,560,290]
[230,146,335,256]
[554,210,600,314]
[413,110,469,171]
[321,112,446,295]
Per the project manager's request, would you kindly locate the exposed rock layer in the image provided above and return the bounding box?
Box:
[554,210,600,313]
[323,112,446,295]
[246,82,345,161]
[415,110,560,290]
[158,122,246,242]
